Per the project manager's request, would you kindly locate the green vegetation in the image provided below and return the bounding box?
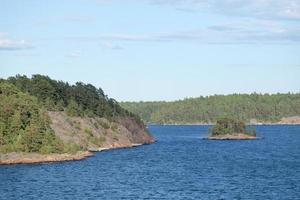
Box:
[3,74,142,121]
[0,83,64,153]
[0,74,146,154]
[97,119,110,129]
[90,136,106,147]
[84,128,93,136]
[121,93,300,124]
[210,117,256,137]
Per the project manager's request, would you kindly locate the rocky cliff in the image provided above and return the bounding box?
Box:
[48,111,154,151]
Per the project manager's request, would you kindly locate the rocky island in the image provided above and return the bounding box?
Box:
[0,75,154,165]
[208,117,257,140]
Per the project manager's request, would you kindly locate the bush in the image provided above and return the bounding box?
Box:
[111,123,118,131]
[90,136,106,146]
[63,143,82,154]
[74,121,81,130]
[84,128,93,137]
[98,120,110,129]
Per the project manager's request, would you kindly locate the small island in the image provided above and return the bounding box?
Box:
[208,117,257,140]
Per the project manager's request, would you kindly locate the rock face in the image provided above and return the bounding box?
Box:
[278,116,300,124]
[249,116,300,125]
[0,151,93,165]
[48,112,154,151]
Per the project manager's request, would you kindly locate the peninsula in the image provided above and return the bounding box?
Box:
[0,75,154,165]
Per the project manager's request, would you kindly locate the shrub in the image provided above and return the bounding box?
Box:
[98,120,110,129]
[84,128,93,137]
[111,123,118,131]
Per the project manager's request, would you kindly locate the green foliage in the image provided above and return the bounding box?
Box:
[93,122,99,129]
[63,142,82,154]
[89,136,106,146]
[0,83,64,153]
[84,128,93,136]
[5,74,144,126]
[74,121,81,130]
[55,100,65,111]
[211,117,243,135]
[0,74,147,154]
[210,117,256,137]
[112,133,119,141]
[111,123,118,131]
[66,99,82,117]
[121,93,300,124]
[97,119,110,129]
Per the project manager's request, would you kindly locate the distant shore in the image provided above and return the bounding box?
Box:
[147,116,300,126]
[148,123,300,126]
[147,123,300,126]
[148,121,300,126]
[0,142,154,165]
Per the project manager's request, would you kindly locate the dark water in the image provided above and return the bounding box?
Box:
[1,125,300,200]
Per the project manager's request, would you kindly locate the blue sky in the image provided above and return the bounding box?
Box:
[1,0,300,101]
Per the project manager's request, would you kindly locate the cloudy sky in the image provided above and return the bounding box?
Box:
[1,0,300,101]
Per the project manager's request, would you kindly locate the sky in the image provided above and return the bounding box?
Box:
[0,0,300,101]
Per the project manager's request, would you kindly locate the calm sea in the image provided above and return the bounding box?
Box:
[1,125,300,200]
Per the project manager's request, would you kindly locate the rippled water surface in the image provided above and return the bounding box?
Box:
[1,125,300,200]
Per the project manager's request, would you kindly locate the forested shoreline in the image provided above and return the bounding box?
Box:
[0,75,149,155]
[121,93,300,124]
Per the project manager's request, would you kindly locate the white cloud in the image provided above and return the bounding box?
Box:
[160,20,300,44]
[70,0,300,45]
[65,20,300,45]
[101,42,124,50]
[211,0,300,20]
[154,0,300,20]
[66,51,82,58]
[0,33,33,51]
[92,0,300,20]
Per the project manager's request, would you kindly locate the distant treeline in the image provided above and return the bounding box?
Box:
[121,93,300,124]
[0,74,142,153]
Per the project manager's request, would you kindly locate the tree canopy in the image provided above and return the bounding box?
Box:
[2,74,141,121]
[210,117,256,137]
[0,83,64,153]
[121,93,300,124]
[0,74,145,153]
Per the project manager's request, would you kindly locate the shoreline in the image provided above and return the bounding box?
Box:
[88,142,150,152]
[206,133,257,140]
[207,135,257,140]
[148,123,300,126]
[0,151,93,165]
[0,142,154,165]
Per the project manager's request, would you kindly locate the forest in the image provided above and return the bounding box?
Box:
[121,93,300,124]
[0,74,142,153]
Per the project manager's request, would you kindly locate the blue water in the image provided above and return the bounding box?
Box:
[1,125,300,200]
